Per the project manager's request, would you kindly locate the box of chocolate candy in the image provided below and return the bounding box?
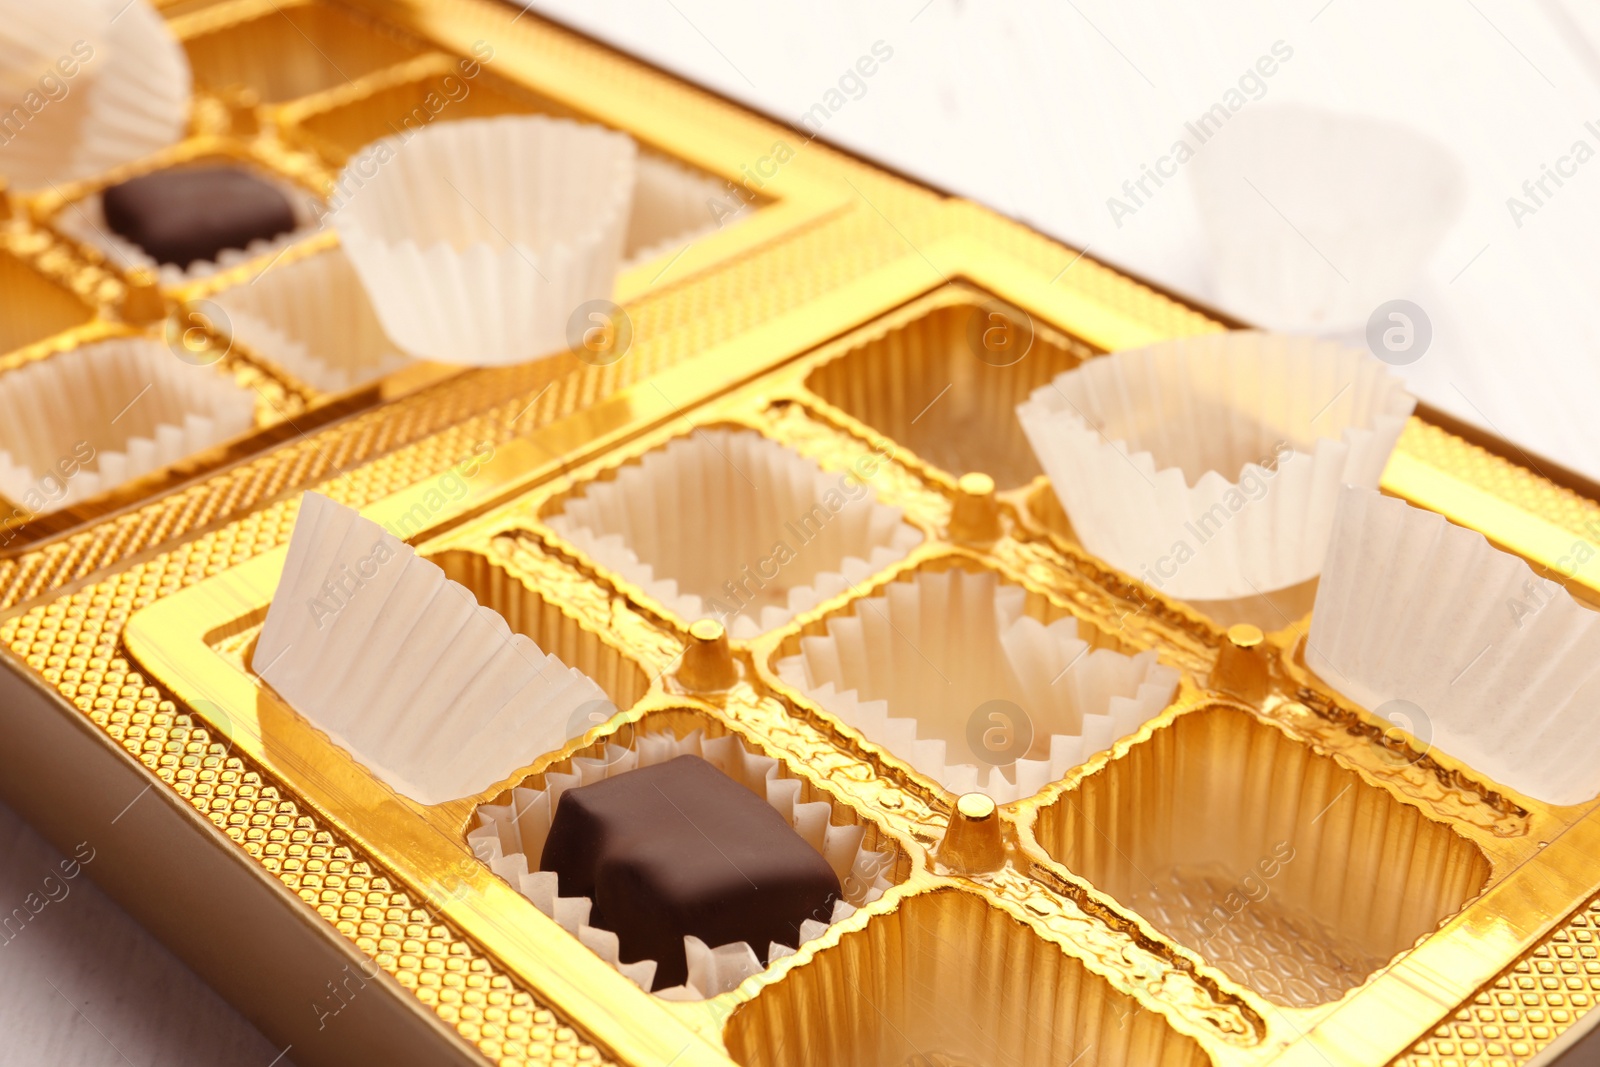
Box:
[2,2,1600,1067]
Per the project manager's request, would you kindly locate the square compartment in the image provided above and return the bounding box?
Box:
[805,291,1093,491]
[283,62,753,268]
[210,244,411,395]
[771,555,1177,804]
[1032,705,1491,1008]
[0,337,256,514]
[181,0,425,103]
[428,548,652,713]
[1018,479,1320,633]
[542,426,923,639]
[0,249,95,358]
[284,58,562,165]
[468,705,911,998]
[52,154,324,288]
[724,887,1211,1067]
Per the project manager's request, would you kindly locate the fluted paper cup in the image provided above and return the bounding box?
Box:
[0,337,254,512]
[0,0,190,190]
[468,728,892,998]
[213,247,411,394]
[777,567,1179,802]
[1189,105,1463,332]
[547,428,923,639]
[254,492,613,805]
[1017,331,1414,600]
[1307,486,1600,806]
[333,115,637,366]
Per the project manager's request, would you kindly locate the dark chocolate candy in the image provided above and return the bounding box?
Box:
[102,166,296,268]
[540,754,841,988]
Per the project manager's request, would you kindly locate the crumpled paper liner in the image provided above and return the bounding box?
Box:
[1016,331,1414,600]
[254,492,612,806]
[333,115,637,366]
[0,0,190,190]
[621,153,748,270]
[546,428,922,639]
[0,337,254,511]
[777,568,1179,802]
[213,247,411,394]
[1308,486,1600,806]
[55,166,323,287]
[468,729,893,999]
[1189,104,1463,332]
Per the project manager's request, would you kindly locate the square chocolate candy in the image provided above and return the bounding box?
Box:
[102,165,298,268]
[541,755,841,988]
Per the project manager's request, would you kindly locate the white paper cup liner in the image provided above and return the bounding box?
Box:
[0,336,254,512]
[776,568,1180,802]
[468,730,894,998]
[621,153,748,270]
[332,115,637,366]
[254,492,613,806]
[1308,486,1600,806]
[1016,331,1414,600]
[0,0,190,191]
[546,428,923,639]
[212,247,411,394]
[55,166,323,287]
[1189,105,1463,332]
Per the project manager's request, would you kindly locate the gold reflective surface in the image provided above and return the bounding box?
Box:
[0,2,1598,1066]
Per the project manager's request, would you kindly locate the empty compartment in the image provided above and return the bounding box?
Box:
[544,427,922,638]
[725,887,1211,1067]
[429,549,651,713]
[1033,705,1491,1008]
[182,0,424,103]
[773,557,1178,803]
[805,294,1091,490]
[0,250,94,357]
[287,58,543,165]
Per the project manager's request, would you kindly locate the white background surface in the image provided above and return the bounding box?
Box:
[8,2,1600,1064]
[524,0,1600,482]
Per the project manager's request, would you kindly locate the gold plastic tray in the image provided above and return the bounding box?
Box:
[2,3,1599,1067]
[0,0,850,545]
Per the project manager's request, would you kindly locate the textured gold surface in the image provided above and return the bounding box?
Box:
[0,2,1598,1066]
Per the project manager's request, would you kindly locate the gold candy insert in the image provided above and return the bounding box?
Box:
[181,0,426,103]
[723,887,1212,1067]
[804,291,1092,490]
[1033,705,1492,1008]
